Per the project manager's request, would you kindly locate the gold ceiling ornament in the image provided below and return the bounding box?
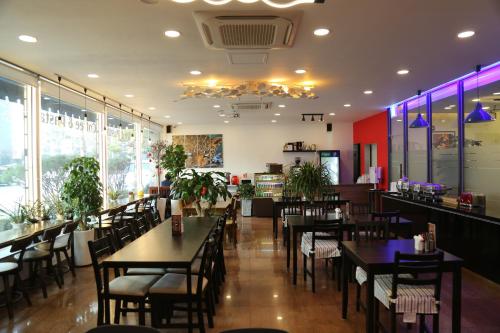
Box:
[177,80,318,101]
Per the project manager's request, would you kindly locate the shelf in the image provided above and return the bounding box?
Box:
[282,150,317,153]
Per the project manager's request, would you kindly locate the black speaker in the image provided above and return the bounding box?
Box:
[166,125,172,133]
[326,123,332,132]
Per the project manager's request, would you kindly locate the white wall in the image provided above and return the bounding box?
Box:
[167,122,354,184]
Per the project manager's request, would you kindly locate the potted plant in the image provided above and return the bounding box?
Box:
[171,169,231,217]
[47,193,66,220]
[160,144,188,215]
[238,183,255,217]
[0,201,28,226]
[61,157,103,266]
[286,161,331,202]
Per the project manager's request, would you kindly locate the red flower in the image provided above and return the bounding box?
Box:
[200,186,207,196]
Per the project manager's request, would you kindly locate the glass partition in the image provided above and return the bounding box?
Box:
[407,95,428,182]
[431,84,459,196]
[463,73,500,214]
[390,104,404,183]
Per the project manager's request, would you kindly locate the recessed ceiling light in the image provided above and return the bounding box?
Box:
[396,119,403,122]
[329,113,336,116]
[148,107,156,110]
[449,104,456,108]
[493,92,500,95]
[164,30,181,38]
[274,113,281,116]
[472,98,480,102]
[441,119,446,123]
[483,106,490,110]
[295,69,306,74]
[87,73,99,78]
[363,90,373,95]
[313,28,330,37]
[190,70,202,75]
[18,35,37,43]
[397,69,410,75]
[164,115,171,118]
[343,104,351,107]
[224,120,229,124]
[457,30,475,39]
[271,119,277,123]
[177,122,183,125]
[43,96,50,100]
[124,94,134,98]
[219,114,225,117]
[278,104,286,108]
[213,104,221,108]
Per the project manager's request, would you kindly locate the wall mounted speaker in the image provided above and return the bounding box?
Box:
[326,123,332,132]
[166,125,172,133]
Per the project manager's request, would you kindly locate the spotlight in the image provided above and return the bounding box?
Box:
[302,115,305,121]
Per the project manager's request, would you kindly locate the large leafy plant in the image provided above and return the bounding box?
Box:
[238,183,255,199]
[287,162,331,202]
[61,157,103,230]
[171,169,231,216]
[160,144,187,179]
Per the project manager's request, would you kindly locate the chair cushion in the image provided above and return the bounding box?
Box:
[149,273,208,295]
[126,267,166,275]
[374,274,438,315]
[355,266,368,285]
[166,258,202,274]
[108,275,159,297]
[15,249,50,261]
[0,262,18,274]
[300,233,340,259]
[36,233,70,251]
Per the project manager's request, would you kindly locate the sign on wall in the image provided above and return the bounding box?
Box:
[172,134,223,168]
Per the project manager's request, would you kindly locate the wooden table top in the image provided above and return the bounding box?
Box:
[183,200,232,210]
[0,219,70,248]
[103,216,218,268]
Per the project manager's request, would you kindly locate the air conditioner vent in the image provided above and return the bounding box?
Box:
[231,102,272,111]
[194,11,302,50]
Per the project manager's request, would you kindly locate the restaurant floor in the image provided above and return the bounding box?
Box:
[1,217,499,333]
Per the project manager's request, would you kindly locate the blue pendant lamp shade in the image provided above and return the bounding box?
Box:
[465,65,495,124]
[409,90,429,128]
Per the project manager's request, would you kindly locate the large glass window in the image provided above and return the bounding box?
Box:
[40,94,100,199]
[431,85,459,196]
[141,127,160,192]
[107,112,137,197]
[407,95,428,182]
[463,71,500,215]
[0,77,28,214]
[390,104,404,183]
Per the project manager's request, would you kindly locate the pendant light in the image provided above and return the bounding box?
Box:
[409,90,429,128]
[140,113,144,135]
[56,76,63,127]
[130,109,135,141]
[118,104,123,140]
[465,65,495,123]
[148,116,152,144]
[83,88,88,131]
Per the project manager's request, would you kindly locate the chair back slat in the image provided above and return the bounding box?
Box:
[304,202,325,217]
[113,224,136,249]
[311,218,342,251]
[10,234,33,267]
[88,234,116,293]
[282,195,302,216]
[355,219,389,241]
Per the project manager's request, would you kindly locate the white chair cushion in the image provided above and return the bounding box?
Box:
[301,233,340,259]
[149,273,208,295]
[108,275,159,297]
[374,274,439,315]
[356,266,368,285]
[15,249,49,261]
[36,233,70,251]
[126,267,166,275]
[0,262,18,274]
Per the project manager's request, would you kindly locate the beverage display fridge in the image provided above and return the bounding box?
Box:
[319,150,340,185]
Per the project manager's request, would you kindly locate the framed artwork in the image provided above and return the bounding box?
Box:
[172,134,223,168]
[432,131,456,149]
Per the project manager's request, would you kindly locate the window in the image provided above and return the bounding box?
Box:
[463,69,500,215]
[141,127,160,192]
[431,84,459,196]
[390,104,404,182]
[0,77,29,214]
[407,95,428,182]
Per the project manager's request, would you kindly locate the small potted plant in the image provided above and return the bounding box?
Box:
[61,157,103,266]
[287,161,331,202]
[0,201,28,226]
[238,183,255,217]
[47,194,66,220]
[171,169,231,217]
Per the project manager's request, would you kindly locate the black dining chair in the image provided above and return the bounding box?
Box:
[303,201,325,217]
[0,234,33,319]
[281,195,302,246]
[372,211,401,238]
[374,251,444,333]
[86,325,160,333]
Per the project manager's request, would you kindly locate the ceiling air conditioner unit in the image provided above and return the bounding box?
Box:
[193,11,302,50]
[231,102,273,111]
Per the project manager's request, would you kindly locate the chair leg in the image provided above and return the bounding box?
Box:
[419,314,425,333]
[311,256,316,293]
[356,283,361,312]
[35,261,48,298]
[63,249,76,277]
[433,313,440,333]
[374,299,379,333]
[2,274,13,319]
[97,297,104,326]
[138,300,146,326]
[197,298,205,333]
[122,300,128,317]
[48,258,62,289]
[55,251,64,285]
[303,254,307,281]
[15,272,31,306]
[205,292,214,328]
[390,304,397,333]
[336,261,341,292]
[114,298,121,324]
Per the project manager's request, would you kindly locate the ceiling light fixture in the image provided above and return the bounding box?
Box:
[148,107,156,110]
[363,90,373,95]
[278,104,286,108]
[164,115,171,118]
[190,70,202,75]
[410,90,429,128]
[493,92,500,96]
[224,120,229,123]
[213,104,221,108]
[148,116,152,143]
[18,35,37,43]
[329,112,335,116]
[343,104,351,107]
[313,28,330,36]
[457,30,475,39]
[274,113,280,116]
[171,0,320,8]
[397,69,410,75]
[295,69,306,74]
[125,94,134,98]
[87,73,99,78]
[465,64,495,123]
[177,122,183,125]
[301,113,323,122]
[57,76,63,127]
[164,30,181,38]
[130,109,135,140]
[271,119,277,123]
[83,88,88,127]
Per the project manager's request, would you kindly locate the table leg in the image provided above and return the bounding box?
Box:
[342,251,349,319]
[293,228,298,285]
[187,266,193,333]
[365,269,375,333]
[452,265,462,333]
[273,204,278,239]
[286,225,291,270]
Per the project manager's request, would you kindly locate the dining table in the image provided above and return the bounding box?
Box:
[102,216,218,332]
[341,239,464,333]
[0,219,70,249]
[286,214,355,285]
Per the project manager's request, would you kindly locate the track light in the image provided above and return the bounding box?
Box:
[302,115,305,121]
[311,115,315,121]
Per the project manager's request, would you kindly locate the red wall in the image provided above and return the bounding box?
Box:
[353,111,389,190]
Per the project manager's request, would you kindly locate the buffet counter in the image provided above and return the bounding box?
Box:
[382,193,500,283]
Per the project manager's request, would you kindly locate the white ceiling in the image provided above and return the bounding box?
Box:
[0,0,499,126]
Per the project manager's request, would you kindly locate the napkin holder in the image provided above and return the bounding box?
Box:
[413,235,424,251]
[171,199,184,236]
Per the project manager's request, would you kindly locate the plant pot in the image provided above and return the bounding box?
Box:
[241,198,252,217]
[56,213,65,221]
[74,229,94,267]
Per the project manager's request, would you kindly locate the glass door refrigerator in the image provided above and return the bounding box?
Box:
[319,150,340,184]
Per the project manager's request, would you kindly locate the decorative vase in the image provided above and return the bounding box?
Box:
[74,229,94,266]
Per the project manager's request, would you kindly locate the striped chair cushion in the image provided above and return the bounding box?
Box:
[374,274,438,316]
[355,266,368,285]
[282,214,301,227]
[301,233,341,259]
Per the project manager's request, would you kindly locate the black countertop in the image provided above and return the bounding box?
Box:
[382,193,500,226]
